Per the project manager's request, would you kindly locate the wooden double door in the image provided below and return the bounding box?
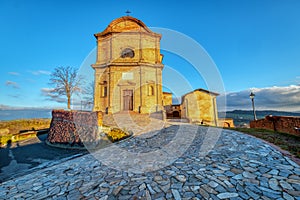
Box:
[123,89,133,111]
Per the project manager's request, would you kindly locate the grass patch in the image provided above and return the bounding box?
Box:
[0,119,51,134]
[228,127,300,158]
[0,119,51,146]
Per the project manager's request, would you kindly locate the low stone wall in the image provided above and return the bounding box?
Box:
[47,110,103,147]
[250,115,300,136]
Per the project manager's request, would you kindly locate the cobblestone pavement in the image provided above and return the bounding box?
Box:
[1,124,300,200]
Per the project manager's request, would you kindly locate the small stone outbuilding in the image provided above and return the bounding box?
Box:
[181,89,219,126]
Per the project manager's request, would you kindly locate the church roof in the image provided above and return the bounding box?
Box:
[183,88,219,97]
[94,16,161,38]
[194,88,219,96]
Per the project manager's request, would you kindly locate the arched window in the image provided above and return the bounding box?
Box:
[148,85,154,96]
[102,81,107,97]
[103,86,107,97]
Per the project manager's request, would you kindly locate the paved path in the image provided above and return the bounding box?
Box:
[0,134,87,182]
[1,124,300,199]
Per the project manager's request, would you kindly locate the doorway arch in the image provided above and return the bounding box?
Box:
[173,111,180,118]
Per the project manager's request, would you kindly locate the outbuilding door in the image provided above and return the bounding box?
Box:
[123,90,133,111]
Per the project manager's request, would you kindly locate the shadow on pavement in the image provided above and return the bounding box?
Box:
[0,132,89,183]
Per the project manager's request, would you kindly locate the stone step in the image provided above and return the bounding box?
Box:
[103,113,152,127]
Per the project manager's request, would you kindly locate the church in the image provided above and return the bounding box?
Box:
[92,16,220,126]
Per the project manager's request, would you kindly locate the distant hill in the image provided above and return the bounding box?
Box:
[219,110,300,127]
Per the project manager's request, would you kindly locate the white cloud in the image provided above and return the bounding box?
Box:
[30,70,51,76]
[5,80,20,89]
[8,94,21,99]
[296,76,300,85]
[218,85,300,112]
[8,72,20,76]
[41,88,55,93]
[41,88,65,103]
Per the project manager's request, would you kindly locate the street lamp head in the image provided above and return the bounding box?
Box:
[250,92,255,99]
[249,91,257,120]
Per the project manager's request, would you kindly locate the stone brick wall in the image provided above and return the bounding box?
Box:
[47,110,103,146]
[250,116,300,136]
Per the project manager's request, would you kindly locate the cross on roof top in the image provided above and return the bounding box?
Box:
[125,10,131,16]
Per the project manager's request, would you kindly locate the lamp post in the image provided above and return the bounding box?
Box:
[249,92,257,120]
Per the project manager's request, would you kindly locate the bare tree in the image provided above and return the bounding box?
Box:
[49,66,82,109]
[83,81,94,108]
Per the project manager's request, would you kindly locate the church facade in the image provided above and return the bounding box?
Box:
[92,16,164,114]
[92,16,220,126]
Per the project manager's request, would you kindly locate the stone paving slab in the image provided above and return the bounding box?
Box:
[1,125,300,199]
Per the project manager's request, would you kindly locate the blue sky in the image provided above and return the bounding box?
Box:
[1,0,300,111]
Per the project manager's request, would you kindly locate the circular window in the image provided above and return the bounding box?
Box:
[121,48,135,58]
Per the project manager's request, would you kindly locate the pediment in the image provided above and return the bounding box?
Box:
[95,16,160,37]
